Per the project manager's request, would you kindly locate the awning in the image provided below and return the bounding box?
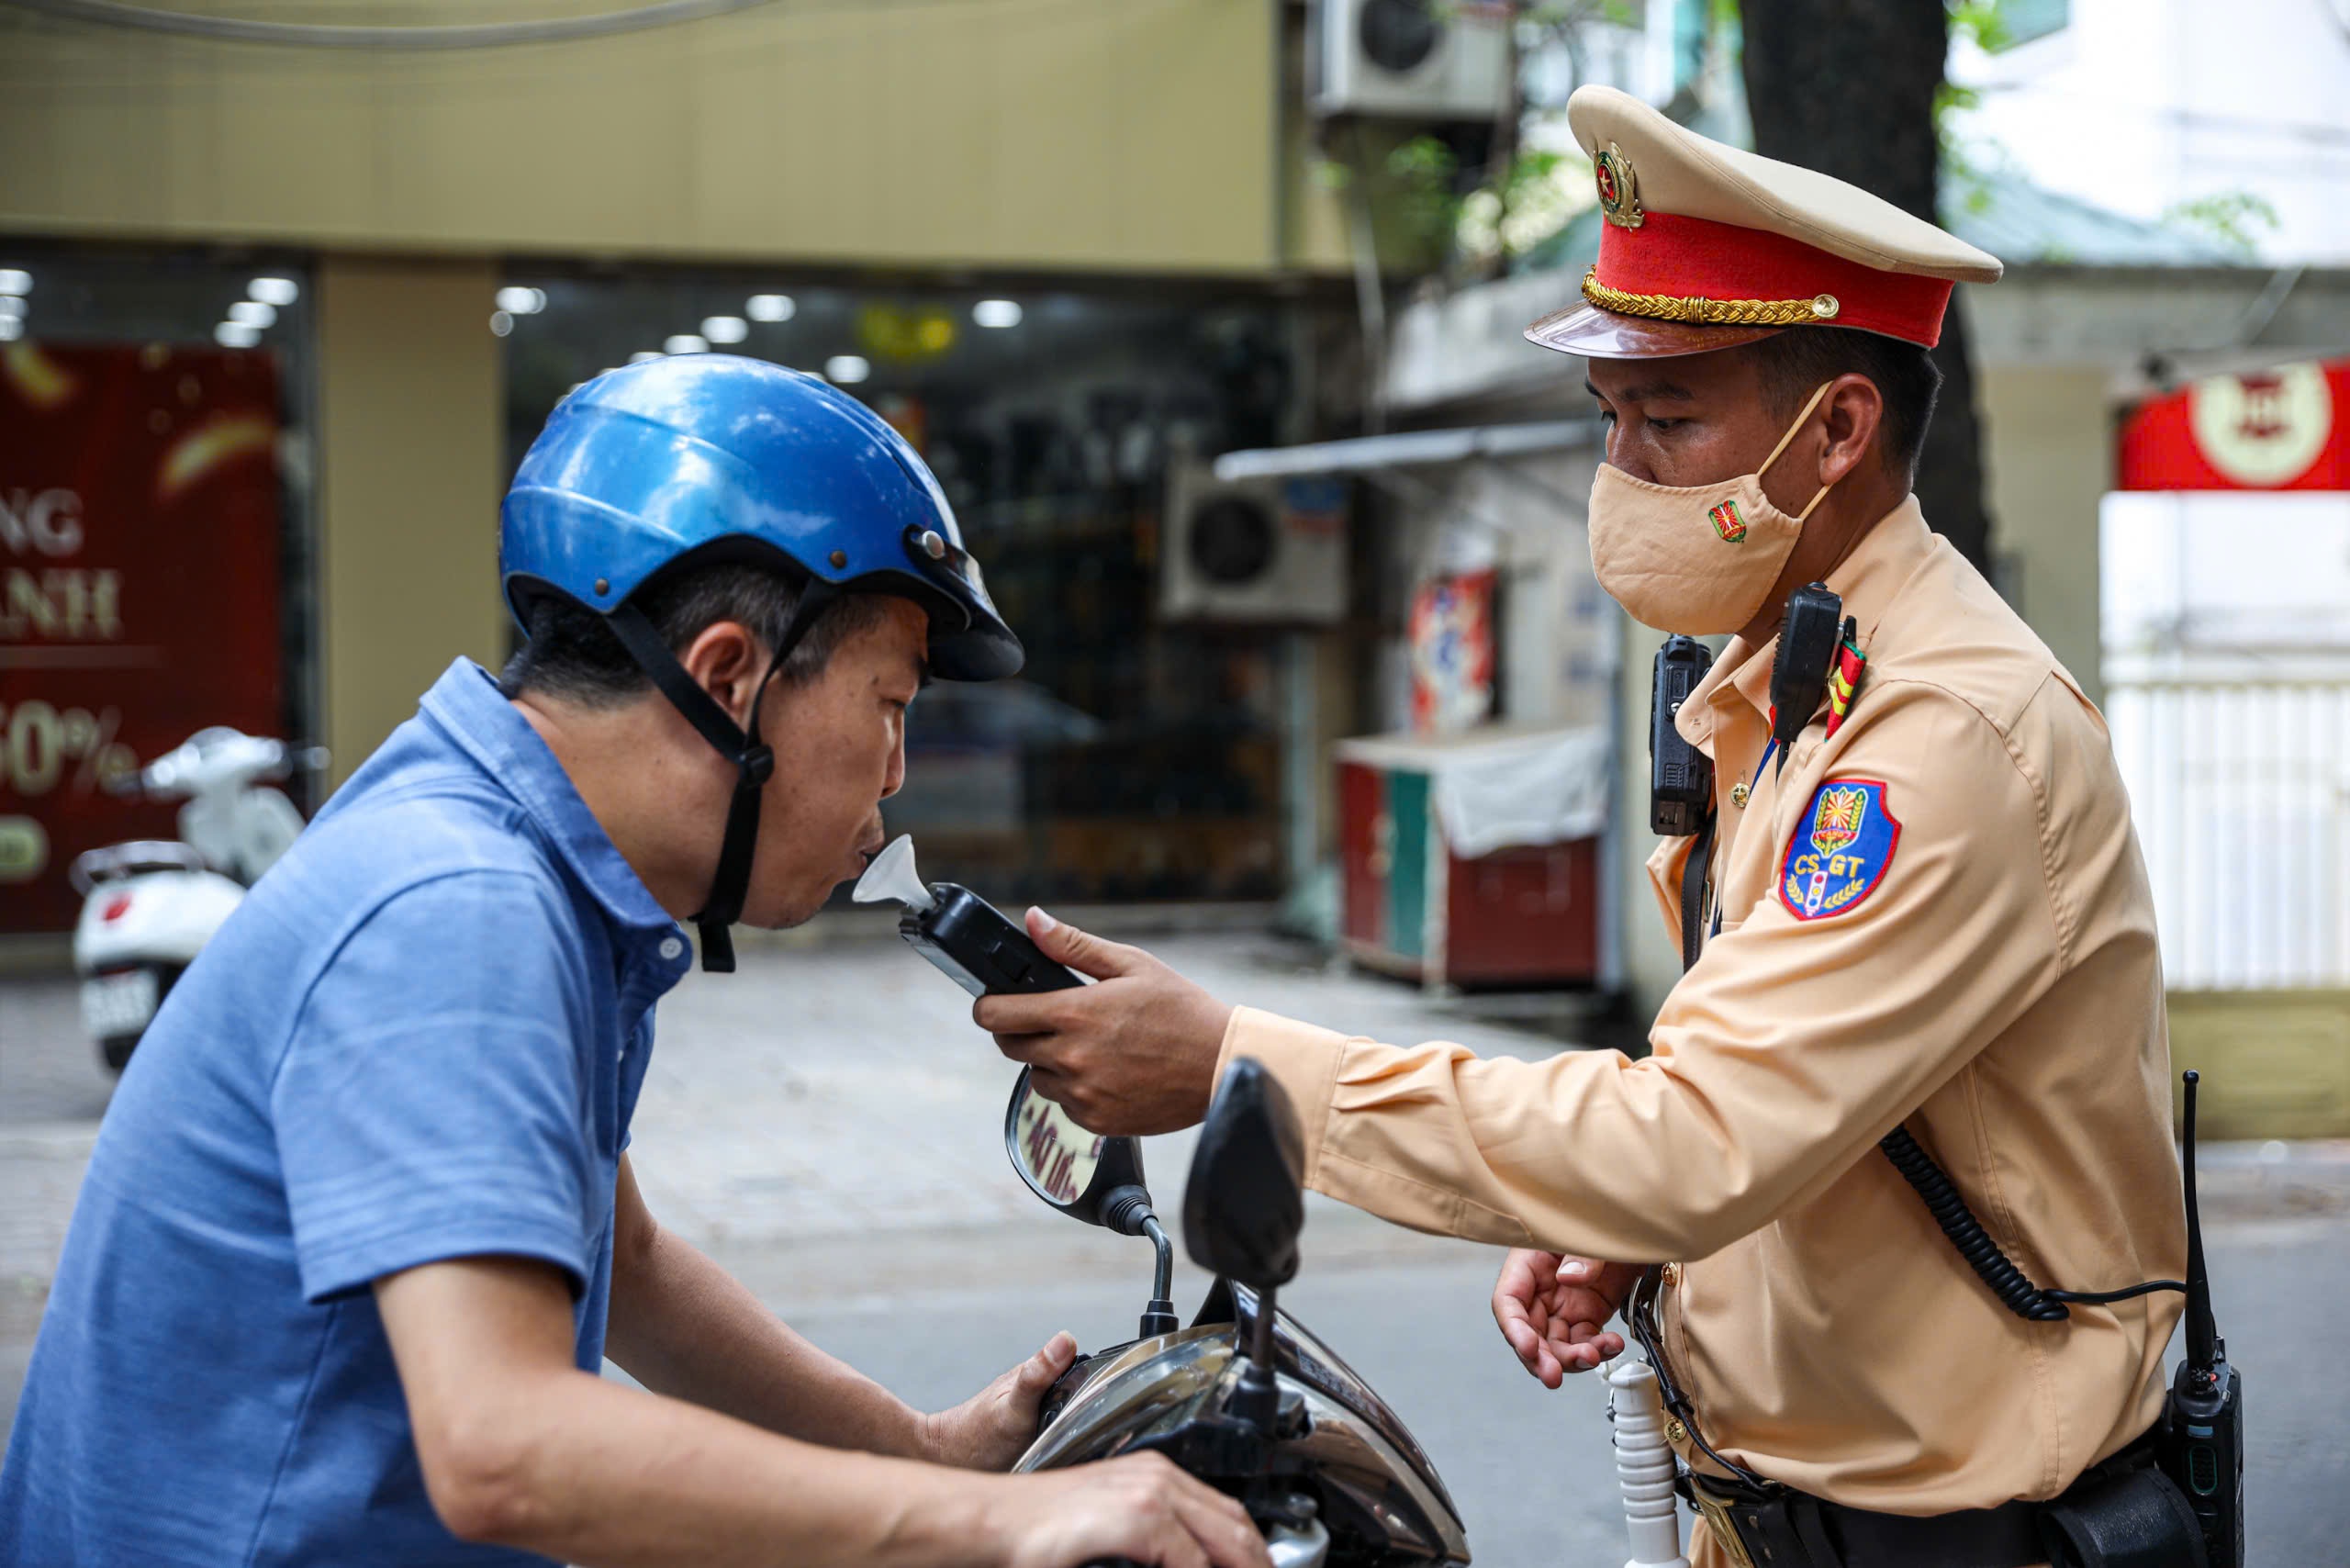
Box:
[1212,420,1601,484]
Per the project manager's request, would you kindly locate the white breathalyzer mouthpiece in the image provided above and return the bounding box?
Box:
[1606,1355,1688,1568]
[853,834,936,914]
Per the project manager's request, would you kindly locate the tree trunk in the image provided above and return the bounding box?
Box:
[1739,0,1994,574]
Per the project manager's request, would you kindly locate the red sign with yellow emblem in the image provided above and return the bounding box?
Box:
[2118,358,2349,492]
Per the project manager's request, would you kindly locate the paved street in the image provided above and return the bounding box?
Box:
[5,925,2347,1564]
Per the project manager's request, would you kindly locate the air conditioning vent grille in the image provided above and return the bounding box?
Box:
[1188,496,1279,584]
[1360,0,1439,73]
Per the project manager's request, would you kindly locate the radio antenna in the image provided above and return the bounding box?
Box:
[2182,1070,2219,1368]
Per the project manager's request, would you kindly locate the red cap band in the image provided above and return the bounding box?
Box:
[1594,212,1955,349]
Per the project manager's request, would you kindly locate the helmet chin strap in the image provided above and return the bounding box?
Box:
[603,586,837,973]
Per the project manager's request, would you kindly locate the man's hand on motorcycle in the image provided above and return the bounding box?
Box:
[1492,1249,1639,1388]
[975,910,1235,1137]
[995,1451,1271,1568]
[925,1331,1080,1471]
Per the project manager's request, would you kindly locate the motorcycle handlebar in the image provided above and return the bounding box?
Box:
[116,735,329,801]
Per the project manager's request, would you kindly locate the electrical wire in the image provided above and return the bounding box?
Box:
[1,0,789,50]
[2043,1279,2188,1306]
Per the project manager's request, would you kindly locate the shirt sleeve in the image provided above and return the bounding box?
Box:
[272,869,601,1304]
[1221,679,2068,1262]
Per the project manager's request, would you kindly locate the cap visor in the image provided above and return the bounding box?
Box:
[1523,302,1785,361]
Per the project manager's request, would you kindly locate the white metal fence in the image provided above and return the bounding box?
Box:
[2105,669,2350,991]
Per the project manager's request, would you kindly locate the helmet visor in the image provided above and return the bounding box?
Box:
[897,524,1023,681]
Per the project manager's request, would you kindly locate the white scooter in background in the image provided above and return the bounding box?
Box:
[70,728,322,1074]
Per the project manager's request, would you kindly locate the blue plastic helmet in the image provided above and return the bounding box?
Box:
[498,355,1022,970]
[501,353,1020,682]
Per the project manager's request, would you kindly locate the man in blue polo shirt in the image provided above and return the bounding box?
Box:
[1,358,1267,1568]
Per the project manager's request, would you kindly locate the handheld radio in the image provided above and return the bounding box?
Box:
[1767,581,1846,769]
[2159,1070,2244,1568]
[1650,636,1714,835]
[852,835,1082,998]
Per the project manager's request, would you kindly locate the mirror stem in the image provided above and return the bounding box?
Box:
[1143,1215,1175,1303]
[1137,1216,1179,1338]
[1229,1284,1282,1433]
[1248,1288,1277,1372]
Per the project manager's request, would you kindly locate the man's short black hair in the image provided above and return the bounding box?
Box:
[498,561,890,711]
[1744,326,1942,484]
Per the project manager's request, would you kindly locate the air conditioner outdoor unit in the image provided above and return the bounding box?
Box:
[1160,465,1348,626]
[1311,0,1515,122]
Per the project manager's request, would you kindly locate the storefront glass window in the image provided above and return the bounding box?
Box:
[0,244,315,938]
[503,274,1306,904]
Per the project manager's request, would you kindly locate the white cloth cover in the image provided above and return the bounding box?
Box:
[1337,726,1612,857]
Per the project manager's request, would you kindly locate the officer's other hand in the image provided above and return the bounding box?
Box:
[990,1451,1270,1568]
[975,910,1236,1137]
[926,1331,1079,1471]
[1492,1249,1637,1388]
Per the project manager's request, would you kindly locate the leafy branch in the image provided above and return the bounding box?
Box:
[2162,192,2281,258]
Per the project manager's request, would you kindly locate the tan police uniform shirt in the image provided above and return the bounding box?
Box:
[1218,498,2187,1523]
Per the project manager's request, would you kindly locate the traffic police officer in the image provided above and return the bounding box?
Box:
[976,87,2189,1567]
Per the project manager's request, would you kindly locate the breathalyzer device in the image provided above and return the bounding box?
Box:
[852,835,1081,998]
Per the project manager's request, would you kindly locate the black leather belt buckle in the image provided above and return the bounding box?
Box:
[1691,1475,1835,1568]
[1689,1480,1759,1568]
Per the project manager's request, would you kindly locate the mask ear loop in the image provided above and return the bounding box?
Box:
[1756,380,1838,522]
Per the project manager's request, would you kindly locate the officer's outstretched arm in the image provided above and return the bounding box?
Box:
[1224,678,2136,1263]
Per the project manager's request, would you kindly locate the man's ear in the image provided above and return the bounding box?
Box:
[1816,372,1886,489]
[673,620,771,730]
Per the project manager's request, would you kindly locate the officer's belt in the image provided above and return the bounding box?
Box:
[1685,1427,2163,1568]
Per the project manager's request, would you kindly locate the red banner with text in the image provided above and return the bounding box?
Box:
[0,341,283,934]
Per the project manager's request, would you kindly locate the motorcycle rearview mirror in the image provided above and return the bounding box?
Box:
[1006,1069,1179,1338]
[1006,1067,1147,1227]
[1182,1057,1304,1293]
[1182,1057,1305,1433]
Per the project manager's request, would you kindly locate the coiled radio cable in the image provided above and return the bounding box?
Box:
[1880,1126,2184,1322]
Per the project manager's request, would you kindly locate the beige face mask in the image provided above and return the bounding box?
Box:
[1588,382,1835,635]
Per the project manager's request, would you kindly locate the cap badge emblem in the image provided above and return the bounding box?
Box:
[1595,142,1645,230]
[1709,499,1748,543]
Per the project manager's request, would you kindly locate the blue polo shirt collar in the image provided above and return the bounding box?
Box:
[419,659,692,958]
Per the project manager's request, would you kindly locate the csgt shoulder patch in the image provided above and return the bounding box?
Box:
[1779,778,1901,921]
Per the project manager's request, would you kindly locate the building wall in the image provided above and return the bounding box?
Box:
[0,0,1381,794]
[1978,362,2109,711]
[0,0,1301,276]
[317,257,506,784]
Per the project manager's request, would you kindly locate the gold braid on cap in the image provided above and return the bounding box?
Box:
[1582,268,1841,327]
